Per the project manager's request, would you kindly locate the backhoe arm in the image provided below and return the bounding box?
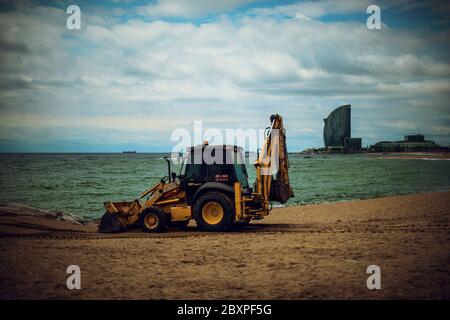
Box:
[254,114,294,210]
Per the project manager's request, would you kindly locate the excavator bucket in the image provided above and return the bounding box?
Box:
[269,179,292,203]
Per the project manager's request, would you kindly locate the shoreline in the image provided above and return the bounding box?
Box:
[3,187,450,222]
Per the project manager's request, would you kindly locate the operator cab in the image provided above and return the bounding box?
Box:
[179,144,251,205]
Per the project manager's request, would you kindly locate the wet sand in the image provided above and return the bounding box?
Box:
[0,191,449,299]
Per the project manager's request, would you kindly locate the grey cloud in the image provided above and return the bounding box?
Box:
[0,39,29,54]
[0,2,449,151]
[0,76,31,91]
[137,0,257,18]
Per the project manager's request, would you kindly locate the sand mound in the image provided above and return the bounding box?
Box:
[0,203,89,225]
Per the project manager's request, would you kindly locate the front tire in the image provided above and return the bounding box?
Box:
[193,192,234,231]
[140,207,167,233]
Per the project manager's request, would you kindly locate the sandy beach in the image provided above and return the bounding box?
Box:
[0,191,449,300]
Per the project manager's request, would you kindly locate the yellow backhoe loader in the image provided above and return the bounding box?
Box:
[98,114,293,232]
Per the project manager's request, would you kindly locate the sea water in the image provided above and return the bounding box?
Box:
[0,153,449,218]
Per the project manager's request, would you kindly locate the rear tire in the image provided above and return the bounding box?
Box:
[140,207,167,233]
[193,192,234,231]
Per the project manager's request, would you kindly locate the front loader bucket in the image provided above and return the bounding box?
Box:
[98,212,125,233]
[98,200,143,233]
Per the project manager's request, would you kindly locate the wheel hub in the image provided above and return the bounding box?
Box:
[144,213,158,229]
[202,201,224,225]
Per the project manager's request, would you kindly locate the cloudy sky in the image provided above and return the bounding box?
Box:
[0,0,449,152]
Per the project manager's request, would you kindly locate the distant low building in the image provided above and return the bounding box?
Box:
[327,146,345,153]
[371,135,439,152]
